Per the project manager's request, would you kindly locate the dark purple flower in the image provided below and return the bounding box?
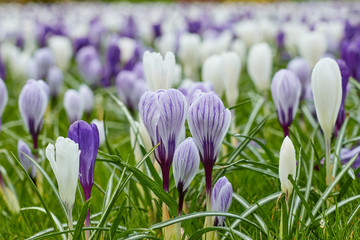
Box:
[76,46,102,86]
[276,30,285,49]
[335,59,350,135]
[16,34,24,50]
[0,58,6,81]
[212,176,233,226]
[18,140,35,179]
[73,37,91,54]
[139,89,187,192]
[186,18,202,34]
[153,23,162,39]
[343,36,360,82]
[68,120,99,227]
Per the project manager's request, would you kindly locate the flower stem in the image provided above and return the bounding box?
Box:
[280,195,288,240]
[67,207,73,240]
[325,134,332,186]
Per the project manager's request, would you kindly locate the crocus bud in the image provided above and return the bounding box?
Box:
[178,33,201,79]
[18,140,36,179]
[46,137,80,212]
[335,59,350,134]
[230,39,246,65]
[222,52,241,107]
[298,31,327,68]
[92,119,105,145]
[279,136,296,197]
[116,70,148,112]
[33,48,55,79]
[142,51,176,91]
[212,176,233,226]
[46,66,63,98]
[76,46,102,86]
[19,80,49,147]
[64,89,84,124]
[202,54,223,96]
[247,42,273,91]
[79,84,94,116]
[48,36,73,71]
[271,69,301,136]
[287,57,311,99]
[187,91,231,196]
[139,89,187,192]
[0,78,8,131]
[311,58,342,138]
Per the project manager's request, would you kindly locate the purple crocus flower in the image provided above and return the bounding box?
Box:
[68,120,99,228]
[173,137,200,215]
[19,80,49,150]
[138,89,187,192]
[287,57,311,100]
[116,70,148,112]
[46,66,64,98]
[33,48,55,80]
[212,176,233,226]
[18,140,36,179]
[343,36,360,82]
[335,59,350,135]
[76,46,102,86]
[73,37,91,54]
[271,69,301,136]
[179,81,214,105]
[187,91,231,198]
[0,78,8,131]
[121,16,138,39]
[153,22,162,39]
[0,58,6,80]
[276,30,285,50]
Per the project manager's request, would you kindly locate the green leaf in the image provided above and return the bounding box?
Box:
[73,198,92,240]
[189,226,253,240]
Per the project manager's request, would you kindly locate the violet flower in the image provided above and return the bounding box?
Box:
[33,48,55,79]
[68,120,99,228]
[173,137,200,215]
[343,36,360,82]
[0,58,6,80]
[76,46,102,86]
[0,78,8,131]
[138,89,187,192]
[335,59,350,135]
[18,140,36,179]
[320,146,360,172]
[212,176,233,226]
[271,69,301,136]
[178,80,214,105]
[19,80,49,150]
[46,66,63,98]
[287,57,311,100]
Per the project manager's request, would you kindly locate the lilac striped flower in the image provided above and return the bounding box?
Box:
[271,69,301,136]
[76,46,102,86]
[287,57,311,100]
[0,78,8,131]
[46,66,63,98]
[139,89,187,192]
[335,59,350,135]
[68,120,99,227]
[187,91,231,196]
[179,80,214,105]
[18,140,36,179]
[212,176,233,226]
[19,80,49,149]
[173,137,200,215]
[64,89,84,124]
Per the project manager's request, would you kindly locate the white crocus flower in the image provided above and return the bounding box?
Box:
[202,54,223,96]
[48,36,73,71]
[298,31,327,68]
[222,52,241,107]
[279,136,296,197]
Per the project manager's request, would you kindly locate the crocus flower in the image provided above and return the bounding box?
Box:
[0,57,6,80]
[173,137,200,215]
[46,137,80,231]
[33,48,55,79]
[202,54,223,96]
[76,46,102,86]
[279,136,296,199]
[178,33,201,79]
[64,89,84,124]
[0,78,8,131]
[68,120,99,228]
[335,59,350,135]
[138,89,187,192]
[287,57,311,100]
[46,66,64,98]
[19,80,49,149]
[271,69,301,136]
[247,42,273,92]
[212,176,233,226]
[48,36,73,71]
[142,51,176,91]
[298,31,327,68]
[343,36,360,82]
[116,70,148,112]
[179,80,214,105]
[222,52,241,107]
[92,119,105,145]
[18,140,36,179]
[79,84,94,116]
[187,91,231,202]
[320,146,360,172]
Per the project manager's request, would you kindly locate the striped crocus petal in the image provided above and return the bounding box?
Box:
[212,176,233,226]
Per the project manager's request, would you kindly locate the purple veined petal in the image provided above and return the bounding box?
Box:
[18,139,36,179]
[68,120,99,199]
[46,66,64,98]
[173,137,200,193]
[212,176,233,226]
[64,89,84,124]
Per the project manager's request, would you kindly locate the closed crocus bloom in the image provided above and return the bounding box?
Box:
[231,39,247,66]
[46,66,63,98]
[64,89,84,124]
[79,84,94,115]
[247,42,273,92]
[19,80,49,148]
[279,136,296,197]
[222,52,241,107]
[46,137,80,229]
[76,46,102,86]
[271,69,301,136]
[18,140,35,179]
[311,58,342,138]
[188,91,231,207]
[335,59,350,134]
[68,120,99,228]
[34,48,55,79]
[92,119,105,145]
[139,89,187,192]
[178,33,201,79]
[142,51,176,91]
[212,176,233,226]
[298,31,327,68]
[116,70,148,112]
[0,78,8,131]
[287,57,311,99]
[48,36,73,71]
[202,54,223,96]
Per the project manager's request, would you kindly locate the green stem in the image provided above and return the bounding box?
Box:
[67,207,73,240]
[204,192,213,240]
[280,194,288,240]
[325,134,332,186]
[175,222,181,240]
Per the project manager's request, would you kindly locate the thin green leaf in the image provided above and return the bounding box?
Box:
[73,198,92,240]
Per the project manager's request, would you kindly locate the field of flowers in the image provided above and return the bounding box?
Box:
[1,2,360,239]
